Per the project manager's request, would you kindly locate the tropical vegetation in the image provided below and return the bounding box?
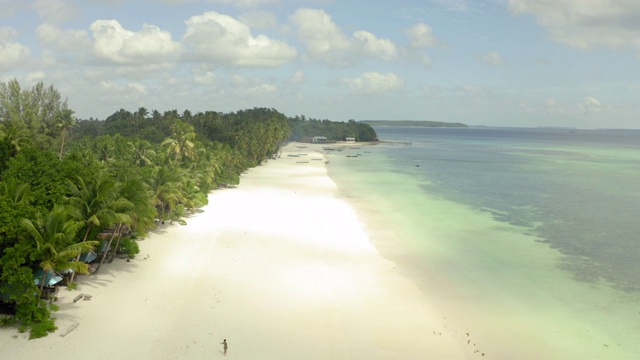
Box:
[0,79,376,338]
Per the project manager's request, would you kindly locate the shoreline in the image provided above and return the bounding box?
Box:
[0,142,467,359]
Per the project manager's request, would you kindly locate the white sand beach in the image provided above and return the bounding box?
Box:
[0,143,470,359]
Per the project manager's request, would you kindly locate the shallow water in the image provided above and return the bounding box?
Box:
[326,127,640,359]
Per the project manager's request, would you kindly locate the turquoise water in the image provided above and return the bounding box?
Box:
[326,127,640,359]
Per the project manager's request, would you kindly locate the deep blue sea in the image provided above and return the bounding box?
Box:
[326,126,640,359]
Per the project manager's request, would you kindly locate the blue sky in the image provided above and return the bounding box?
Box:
[1,0,639,129]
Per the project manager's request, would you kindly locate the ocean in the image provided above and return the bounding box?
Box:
[325,126,640,359]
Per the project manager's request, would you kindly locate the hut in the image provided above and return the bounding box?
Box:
[34,270,63,300]
[311,136,328,144]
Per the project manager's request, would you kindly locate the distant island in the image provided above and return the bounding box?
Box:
[359,120,468,128]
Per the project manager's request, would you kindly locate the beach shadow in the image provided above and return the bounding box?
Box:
[74,258,140,289]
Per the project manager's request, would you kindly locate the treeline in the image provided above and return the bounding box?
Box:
[2,79,354,338]
[288,116,377,142]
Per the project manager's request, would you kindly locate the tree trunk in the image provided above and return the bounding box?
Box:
[69,224,92,283]
[93,224,120,274]
[112,230,126,261]
[38,270,48,298]
[110,232,124,263]
[59,129,67,160]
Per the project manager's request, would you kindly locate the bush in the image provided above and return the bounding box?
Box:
[15,299,58,339]
[168,205,187,225]
[0,315,17,327]
[66,282,78,291]
[119,238,140,259]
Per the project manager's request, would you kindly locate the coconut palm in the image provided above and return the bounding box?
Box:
[21,205,97,294]
[0,179,34,204]
[93,212,130,273]
[118,171,156,233]
[146,165,183,222]
[161,120,197,164]
[0,119,32,153]
[128,139,156,167]
[94,171,155,272]
[133,107,148,135]
[66,171,132,281]
[56,108,76,159]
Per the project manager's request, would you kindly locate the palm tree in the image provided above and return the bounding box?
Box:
[128,139,156,167]
[118,172,156,233]
[180,177,208,212]
[161,120,197,164]
[21,205,97,295]
[0,119,32,153]
[94,137,116,164]
[93,213,129,273]
[0,179,34,204]
[104,172,156,262]
[66,172,132,281]
[147,165,183,222]
[65,147,97,169]
[134,107,148,135]
[94,170,156,272]
[56,108,76,159]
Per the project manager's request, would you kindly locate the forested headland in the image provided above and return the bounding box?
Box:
[0,79,376,338]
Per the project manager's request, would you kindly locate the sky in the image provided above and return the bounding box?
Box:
[1,0,640,129]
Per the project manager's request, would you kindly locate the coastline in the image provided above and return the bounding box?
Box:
[0,142,467,359]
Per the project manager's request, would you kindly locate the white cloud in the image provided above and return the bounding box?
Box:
[193,66,217,86]
[90,20,184,65]
[461,85,483,93]
[342,72,404,94]
[245,83,278,95]
[481,51,504,65]
[128,82,147,94]
[289,8,350,65]
[239,11,277,29]
[183,11,297,67]
[430,0,472,12]
[583,96,601,107]
[509,0,640,56]
[286,70,305,85]
[545,98,556,108]
[26,71,45,83]
[406,23,437,48]
[205,0,277,8]
[418,52,433,66]
[290,8,398,66]
[0,0,27,19]
[353,31,397,61]
[37,23,91,51]
[34,0,80,24]
[580,96,603,113]
[0,27,30,71]
[89,80,151,112]
[229,74,278,96]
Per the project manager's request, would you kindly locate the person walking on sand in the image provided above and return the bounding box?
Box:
[221,339,228,355]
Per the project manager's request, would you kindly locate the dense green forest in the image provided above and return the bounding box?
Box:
[0,79,376,338]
